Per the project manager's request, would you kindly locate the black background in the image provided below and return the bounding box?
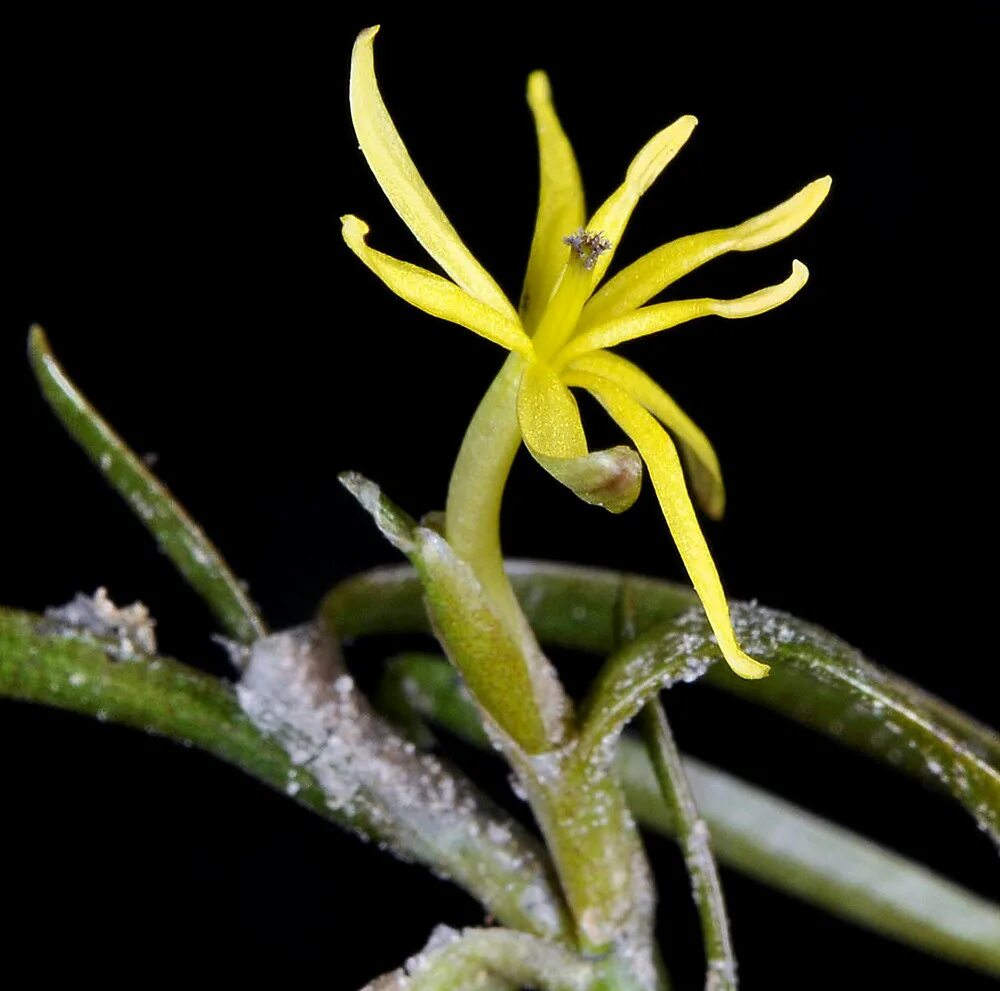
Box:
[2,7,998,989]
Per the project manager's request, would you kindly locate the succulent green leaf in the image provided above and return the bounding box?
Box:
[28,325,266,645]
[576,614,719,763]
[338,472,557,753]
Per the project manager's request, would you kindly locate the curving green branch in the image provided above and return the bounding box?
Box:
[376,653,1000,978]
[0,607,570,941]
[323,562,1000,846]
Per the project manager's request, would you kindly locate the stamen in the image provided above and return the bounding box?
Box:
[563,228,613,270]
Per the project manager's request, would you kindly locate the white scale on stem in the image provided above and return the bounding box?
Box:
[235,624,566,938]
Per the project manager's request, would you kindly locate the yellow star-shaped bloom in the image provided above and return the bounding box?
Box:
[342,25,830,681]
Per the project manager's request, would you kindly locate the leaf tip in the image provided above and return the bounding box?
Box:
[27,323,52,367]
[338,471,417,554]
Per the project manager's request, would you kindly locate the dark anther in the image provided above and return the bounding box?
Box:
[563,228,613,270]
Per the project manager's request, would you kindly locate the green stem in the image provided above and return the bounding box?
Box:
[375,653,1000,979]
[402,928,601,991]
[638,702,736,991]
[382,925,646,991]
[442,362,658,978]
[0,608,570,941]
[444,353,528,640]
[323,562,1000,845]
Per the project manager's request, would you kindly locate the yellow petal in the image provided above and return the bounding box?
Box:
[530,117,698,360]
[557,261,809,366]
[568,350,725,519]
[586,116,698,286]
[342,216,534,356]
[564,370,769,680]
[581,177,832,328]
[517,360,641,513]
[519,72,586,334]
[349,26,517,320]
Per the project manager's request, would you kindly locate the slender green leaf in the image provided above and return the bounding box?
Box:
[621,743,1000,980]
[376,653,1000,978]
[0,606,570,940]
[576,617,719,762]
[28,325,266,644]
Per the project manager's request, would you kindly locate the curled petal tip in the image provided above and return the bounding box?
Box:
[27,323,52,365]
[727,650,770,680]
[587,445,643,513]
[527,70,551,103]
[702,260,809,322]
[340,214,370,248]
[628,115,698,197]
[527,443,644,514]
[569,445,643,514]
[348,19,517,318]
[732,178,832,252]
[673,115,699,144]
[799,175,832,215]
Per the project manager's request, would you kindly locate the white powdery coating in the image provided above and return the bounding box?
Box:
[405,926,596,991]
[405,924,461,975]
[707,958,737,991]
[577,607,717,773]
[238,626,476,818]
[728,600,811,655]
[184,537,214,568]
[512,740,658,981]
[43,587,157,659]
[236,625,563,935]
[358,969,409,991]
[608,841,659,991]
[729,600,1000,845]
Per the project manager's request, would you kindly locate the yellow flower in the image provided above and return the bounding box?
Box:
[342,25,830,681]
